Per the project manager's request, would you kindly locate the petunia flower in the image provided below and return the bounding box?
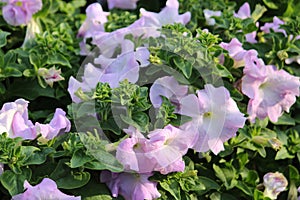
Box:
[242,60,300,123]
[11,178,81,200]
[298,187,300,200]
[100,171,161,200]
[129,0,191,28]
[261,16,287,36]
[35,108,71,140]
[203,9,222,26]
[178,84,246,154]
[38,67,65,87]
[145,124,196,174]
[116,134,156,173]
[220,38,249,68]
[234,2,258,43]
[0,163,4,175]
[107,0,139,10]
[149,76,188,110]
[77,3,109,55]
[1,0,42,26]
[263,172,288,200]
[0,99,36,140]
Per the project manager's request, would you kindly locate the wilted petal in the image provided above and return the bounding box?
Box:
[263,172,288,200]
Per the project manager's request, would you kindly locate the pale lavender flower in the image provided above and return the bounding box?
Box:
[38,67,64,87]
[178,84,246,154]
[285,55,300,65]
[261,16,287,36]
[2,0,42,26]
[298,187,300,200]
[149,76,188,110]
[145,124,196,174]
[0,163,3,175]
[35,108,71,140]
[68,63,102,103]
[203,9,221,26]
[0,99,36,140]
[242,60,300,123]
[12,178,81,200]
[234,2,258,43]
[263,172,288,200]
[107,0,139,10]
[100,171,161,200]
[116,134,156,173]
[220,38,256,68]
[78,3,109,55]
[130,0,191,32]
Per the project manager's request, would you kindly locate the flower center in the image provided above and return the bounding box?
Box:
[204,112,212,118]
[15,1,23,7]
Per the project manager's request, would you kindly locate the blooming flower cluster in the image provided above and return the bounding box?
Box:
[220,38,300,123]
[0,98,70,140]
[1,0,42,26]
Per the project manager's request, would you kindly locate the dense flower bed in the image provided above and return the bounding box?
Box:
[0,0,300,199]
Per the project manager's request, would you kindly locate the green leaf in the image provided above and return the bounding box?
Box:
[275,147,294,160]
[272,113,295,126]
[197,176,220,195]
[46,53,72,68]
[0,168,32,196]
[70,149,94,168]
[262,0,279,9]
[213,164,238,189]
[251,4,267,22]
[0,30,10,48]
[50,159,90,189]
[160,180,181,200]
[22,146,54,165]
[173,57,192,78]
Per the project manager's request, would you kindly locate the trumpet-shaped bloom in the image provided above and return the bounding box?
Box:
[2,0,42,26]
[263,172,288,200]
[145,124,195,174]
[38,67,64,87]
[35,108,71,140]
[220,38,249,68]
[261,16,287,36]
[234,2,258,43]
[12,178,80,200]
[77,3,108,39]
[100,171,161,200]
[203,9,221,26]
[107,0,139,10]
[149,76,188,110]
[130,0,191,35]
[178,84,246,154]
[242,60,300,123]
[0,99,36,139]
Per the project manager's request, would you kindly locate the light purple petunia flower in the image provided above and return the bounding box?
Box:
[128,0,191,37]
[0,99,36,140]
[100,171,161,200]
[2,0,42,26]
[220,38,250,68]
[242,62,300,123]
[144,124,196,174]
[107,0,139,10]
[77,3,109,55]
[261,16,287,36]
[149,76,188,110]
[298,187,300,200]
[203,9,222,26]
[12,178,81,200]
[35,108,71,140]
[178,84,246,154]
[116,134,156,173]
[263,172,288,200]
[0,163,3,175]
[234,2,258,43]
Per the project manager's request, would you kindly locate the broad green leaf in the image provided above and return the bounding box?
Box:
[272,113,295,126]
[213,164,238,189]
[70,149,94,168]
[0,30,10,48]
[251,4,267,22]
[46,53,72,68]
[50,159,90,189]
[0,168,32,196]
[275,147,294,160]
[262,0,279,9]
[160,180,181,200]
